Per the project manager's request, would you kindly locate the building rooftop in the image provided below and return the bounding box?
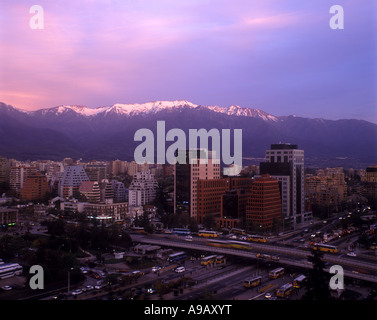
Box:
[270,143,298,150]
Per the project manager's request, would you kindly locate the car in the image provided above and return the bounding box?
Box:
[80,267,89,274]
[185,236,193,241]
[265,292,272,299]
[52,293,66,300]
[147,288,156,294]
[89,272,101,279]
[71,289,83,296]
[95,281,109,290]
[347,252,357,257]
[151,266,161,272]
[1,285,12,291]
[83,285,94,291]
[175,266,185,273]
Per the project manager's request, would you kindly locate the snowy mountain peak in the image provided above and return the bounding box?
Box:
[4,100,278,121]
[107,100,198,116]
[35,105,108,117]
[203,104,278,121]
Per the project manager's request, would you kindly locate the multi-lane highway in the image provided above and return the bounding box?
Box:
[131,233,377,284]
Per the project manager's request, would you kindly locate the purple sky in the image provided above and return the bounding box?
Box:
[0,0,376,122]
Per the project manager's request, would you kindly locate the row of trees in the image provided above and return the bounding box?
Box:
[0,233,82,284]
[1,217,135,285]
[41,218,133,252]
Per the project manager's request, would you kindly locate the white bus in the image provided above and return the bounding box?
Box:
[0,263,23,279]
[167,251,187,263]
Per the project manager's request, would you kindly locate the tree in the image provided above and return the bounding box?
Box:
[302,248,332,300]
[189,218,199,233]
[203,213,215,230]
[46,219,66,236]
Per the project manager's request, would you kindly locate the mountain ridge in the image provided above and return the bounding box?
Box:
[2,100,281,121]
[0,101,376,168]
[2,100,373,125]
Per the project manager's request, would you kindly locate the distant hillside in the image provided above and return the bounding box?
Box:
[0,101,376,168]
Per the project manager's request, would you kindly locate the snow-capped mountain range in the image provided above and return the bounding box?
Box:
[0,100,376,168]
[22,100,279,121]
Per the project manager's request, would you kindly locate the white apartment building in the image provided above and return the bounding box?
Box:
[128,171,158,207]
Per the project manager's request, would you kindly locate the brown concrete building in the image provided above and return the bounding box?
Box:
[197,178,230,225]
[20,172,49,201]
[197,176,253,228]
[217,189,250,229]
[246,174,282,232]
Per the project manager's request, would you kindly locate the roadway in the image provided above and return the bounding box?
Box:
[130,233,377,284]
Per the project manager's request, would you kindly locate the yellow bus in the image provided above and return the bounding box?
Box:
[243,276,262,288]
[231,228,246,235]
[247,235,267,243]
[201,255,217,266]
[276,283,293,298]
[269,267,285,279]
[313,243,338,253]
[215,255,225,264]
[293,275,307,289]
[256,253,279,261]
[198,230,218,238]
[207,240,228,248]
[228,241,252,250]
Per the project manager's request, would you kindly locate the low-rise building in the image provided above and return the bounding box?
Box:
[60,199,87,213]
[0,207,18,228]
[85,202,128,221]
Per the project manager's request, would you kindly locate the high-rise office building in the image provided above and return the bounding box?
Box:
[197,178,230,225]
[0,157,10,184]
[174,149,221,220]
[9,166,37,196]
[246,174,282,231]
[260,143,310,227]
[196,176,253,227]
[20,172,49,201]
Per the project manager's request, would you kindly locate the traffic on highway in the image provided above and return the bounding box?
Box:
[1,208,376,301]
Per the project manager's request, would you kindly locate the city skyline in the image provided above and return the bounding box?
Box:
[0,0,376,122]
[0,144,376,302]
